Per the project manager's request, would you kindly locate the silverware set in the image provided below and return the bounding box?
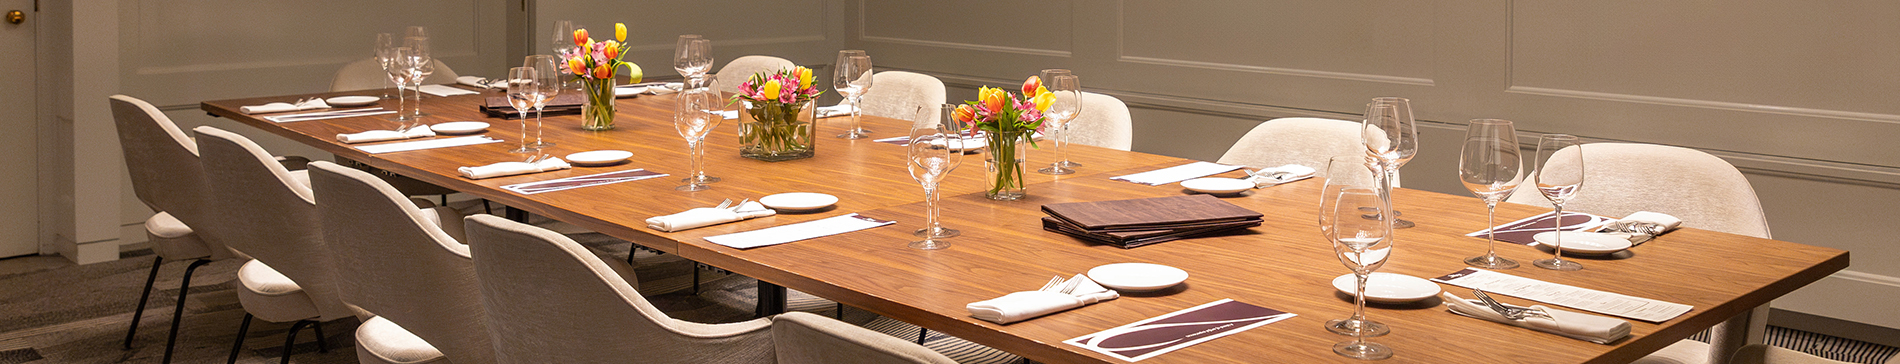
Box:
[1473,289,1553,320]
[1037,275,1083,294]
[1597,220,1665,245]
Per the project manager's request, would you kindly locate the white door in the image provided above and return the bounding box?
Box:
[0,1,36,258]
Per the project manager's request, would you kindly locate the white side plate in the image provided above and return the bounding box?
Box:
[326,96,380,107]
[760,192,839,211]
[1087,263,1188,292]
[1332,272,1440,304]
[615,86,646,98]
[1180,178,1253,194]
[1532,231,1633,255]
[429,121,490,135]
[564,150,633,166]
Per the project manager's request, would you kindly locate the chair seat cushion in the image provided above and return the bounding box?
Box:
[355,316,447,364]
[1632,339,1708,364]
[145,212,212,260]
[235,260,320,322]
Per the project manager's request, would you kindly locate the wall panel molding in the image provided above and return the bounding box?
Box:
[860,35,1071,58]
[1504,86,1900,126]
[1118,56,1434,86]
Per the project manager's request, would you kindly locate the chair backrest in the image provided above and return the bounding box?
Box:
[109,95,239,260]
[331,58,462,92]
[1216,117,1368,175]
[856,71,945,128]
[464,214,775,363]
[713,55,796,95]
[1065,91,1133,151]
[1504,142,1771,239]
[194,126,354,321]
[309,161,493,363]
[772,312,955,364]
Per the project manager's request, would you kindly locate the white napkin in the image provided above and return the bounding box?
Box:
[456,76,499,89]
[240,99,331,114]
[458,158,572,179]
[1110,161,1244,186]
[1441,292,1631,344]
[336,127,436,144]
[1246,164,1316,187]
[967,275,1120,324]
[817,104,859,118]
[1615,211,1682,232]
[648,83,684,95]
[646,201,777,232]
[418,85,479,97]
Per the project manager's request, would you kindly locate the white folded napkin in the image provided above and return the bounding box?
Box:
[817,104,859,118]
[458,158,571,179]
[967,275,1120,324]
[647,83,685,95]
[240,99,331,114]
[1616,211,1682,232]
[456,76,499,89]
[417,84,479,97]
[1441,292,1630,344]
[1246,164,1317,187]
[336,127,436,144]
[645,201,777,232]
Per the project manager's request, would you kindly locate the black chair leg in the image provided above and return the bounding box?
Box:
[311,320,328,353]
[162,259,211,364]
[691,266,701,295]
[918,328,928,344]
[481,199,492,214]
[438,194,449,207]
[227,313,252,364]
[835,303,845,320]
[124,256,164,349]
[281,320,311,364]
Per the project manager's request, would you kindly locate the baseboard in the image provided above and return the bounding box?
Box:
[1771,308,1900,348]
[58,239,118,265]
[1774,270,1900,338]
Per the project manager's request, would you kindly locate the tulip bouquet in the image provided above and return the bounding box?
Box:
[733,67,825,161]
[562,23,643,130]
[954,75,1055,199]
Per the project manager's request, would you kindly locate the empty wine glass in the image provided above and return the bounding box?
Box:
[1459,119,1524,269]
[834,51,873,139]
[1321,155,1391,339]
[1323,184,1395,360]
[383,47,417,123]
[908,110,958,250]
[552,20,578,91]
[373,33,396,99]
[1361,98,1417,229]
[525,55,562,149]
[403,36,434,122]
[404,26,427,39]
[675,35,713,88]
[1531,134,1584,271]
[675,88,723,191]
[505,67,543,154]
[914,105,965,239]
[1037,70,1082,175]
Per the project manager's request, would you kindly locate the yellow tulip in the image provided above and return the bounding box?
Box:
[762,79,782,100]
[1034,86,1049,98]
[1032,91,1055,112]
[615,23,627,42]
[979,87,1004,111]
[796,67,813,89]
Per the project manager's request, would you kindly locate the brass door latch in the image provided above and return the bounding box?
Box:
[5,10,23,24]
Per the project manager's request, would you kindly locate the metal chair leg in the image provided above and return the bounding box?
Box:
[227,313,252,364]
[162,259,211,364]
[281,320,311,364]
[835,303,845,320]
[311,320,328,353]
[918,328,928,344]
[124,256,163,349]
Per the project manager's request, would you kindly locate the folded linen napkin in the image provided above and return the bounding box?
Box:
[648,83,685,95]
[240,98,331,114]
[1594,211,1683,245]
[646,201,777,232]
[456,76,499,89]
[336,127,436,144]
[458,158,571,179]
[1441,292,1630,344]
[418,84,480,97]
[967,275,1120,324]
[817,104,859,118]
[1245,164,1316,187]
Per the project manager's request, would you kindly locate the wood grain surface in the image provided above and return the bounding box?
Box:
[205,87,1848,364]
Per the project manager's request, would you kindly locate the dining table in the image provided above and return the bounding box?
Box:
[203,85,1848,364]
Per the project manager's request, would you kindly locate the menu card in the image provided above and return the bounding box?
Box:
[1432,268,1693,323]
[263,108,396,123]
[703,214,894,249]
[1110,162,1243,186]
[354,136,503,154]
[1466,211,1613,246]
[500,169,668,195]
[1065,299,1294,362]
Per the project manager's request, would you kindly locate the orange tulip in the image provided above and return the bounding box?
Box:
[573,29,588,47]
[979,87,1005,111]
[593,63,612,79]
[1021,75,1042,97]
[603,41,620,60]
[953,104,976,122]
[567,58,586,75]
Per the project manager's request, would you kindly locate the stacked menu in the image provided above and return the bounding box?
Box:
[480,93,584,119]
[1041,195,1263,248]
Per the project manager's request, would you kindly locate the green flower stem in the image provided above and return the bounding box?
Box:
[581,79,615,130]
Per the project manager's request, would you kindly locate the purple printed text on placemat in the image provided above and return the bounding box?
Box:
[1065,299,1295,362]
[1466,211,1613,246]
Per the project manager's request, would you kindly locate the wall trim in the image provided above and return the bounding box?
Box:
[623,35,827,52]
[1118,56,1435,87]
[1505,86,1900,125]
[860,36,1071,57]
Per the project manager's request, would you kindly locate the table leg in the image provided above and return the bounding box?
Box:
[755,281,786,317]
[505,206,528,222]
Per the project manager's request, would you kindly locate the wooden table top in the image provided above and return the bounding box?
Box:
[205,88,1847,364]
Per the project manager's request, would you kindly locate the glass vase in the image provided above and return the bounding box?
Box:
[737,99,816,161]
[581,78,615,131]
[984,130,1031,200]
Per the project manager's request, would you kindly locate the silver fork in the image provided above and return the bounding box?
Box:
[1473,289,1553,320]
[713,198,734,210]
[1037,276,1066,292]
[728,198,752,212]
[1058,276,1085,294]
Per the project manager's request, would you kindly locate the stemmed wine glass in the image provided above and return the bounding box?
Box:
[914,105,965,239]
[907,108,960,250]
[675,35,713,88]
[674,88,723,191]
[373,33,396,99]
[1321,155,1390,339]
[402,36,434,123]
[1361,98,1417,229]
[1531,134,1585,271]
[525,55,562,149]
[383,47,418,123]
[504,67,543,154]
[1322,155,1395,360]
[1037,70,1082,175]
[834,51,874,139]
[1459,119,1524,269]
[552,20,578,92]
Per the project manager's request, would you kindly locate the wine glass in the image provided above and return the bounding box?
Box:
[373,33,396,99]
[1362,98,1417,230]
[1531,134,1585,271]
[674,88,723,191]
[404,26,427,39]
[1321,155,1391,339]
[907,110,958,250]
[1037,70,1083,175]
[675,35,713,88]
[834,51,873,139]
[403,36,434,122]
[914,105,965,239]
[1459,119,1524,269]
[383,47,417,123]
[505,67,543,154]
[1321,166,1395,360]
[552,20,578,91]
[525,55,562,149]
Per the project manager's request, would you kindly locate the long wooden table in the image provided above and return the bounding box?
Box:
[205,88,1847,364]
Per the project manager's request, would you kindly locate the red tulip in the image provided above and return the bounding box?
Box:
[1021,75,1042,96]
[953,104,976,122]
[593,63,612,79]
[573,29,588,47]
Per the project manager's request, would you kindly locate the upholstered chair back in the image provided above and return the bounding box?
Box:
[110,95,244,260]
[1064,91,1133,151]
[1216,117,1370,178]
[331,58,462,92]
[1503,142,1771,239]
[713,55,796,96]
[856,71,946,128]
[194,126,355,321]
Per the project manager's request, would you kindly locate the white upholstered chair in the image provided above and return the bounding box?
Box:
[1729,344,1852,364]
[1063,91,1133,151]
[772,312,956,364]
[330,57,461,92]
[311,161,486,364]
[464,214,776,363]
[1216,117,1370,175]
[195,126,354,363]
[1504,143,1771,364]
[713,55,796,96]
[853,71,945,128]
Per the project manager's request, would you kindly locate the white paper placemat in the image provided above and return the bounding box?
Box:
[1110,161,1243,186]
[354,135,503,154]
[703,214,893,249]
[500,169,668,195]
[1433,268,1693,323]
[417,85,480,97]
[263,108,396,123]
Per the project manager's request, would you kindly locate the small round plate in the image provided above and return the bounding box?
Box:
[760,192,839,211]
[326,96,380,107]
[1332,272,1440,304]
[429,121,490,134]
[1180,178,1254,194]
[1087,263,1188,292]
[615,86,646,98]
[1532,231,1633,255]
[565,150,633,167]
